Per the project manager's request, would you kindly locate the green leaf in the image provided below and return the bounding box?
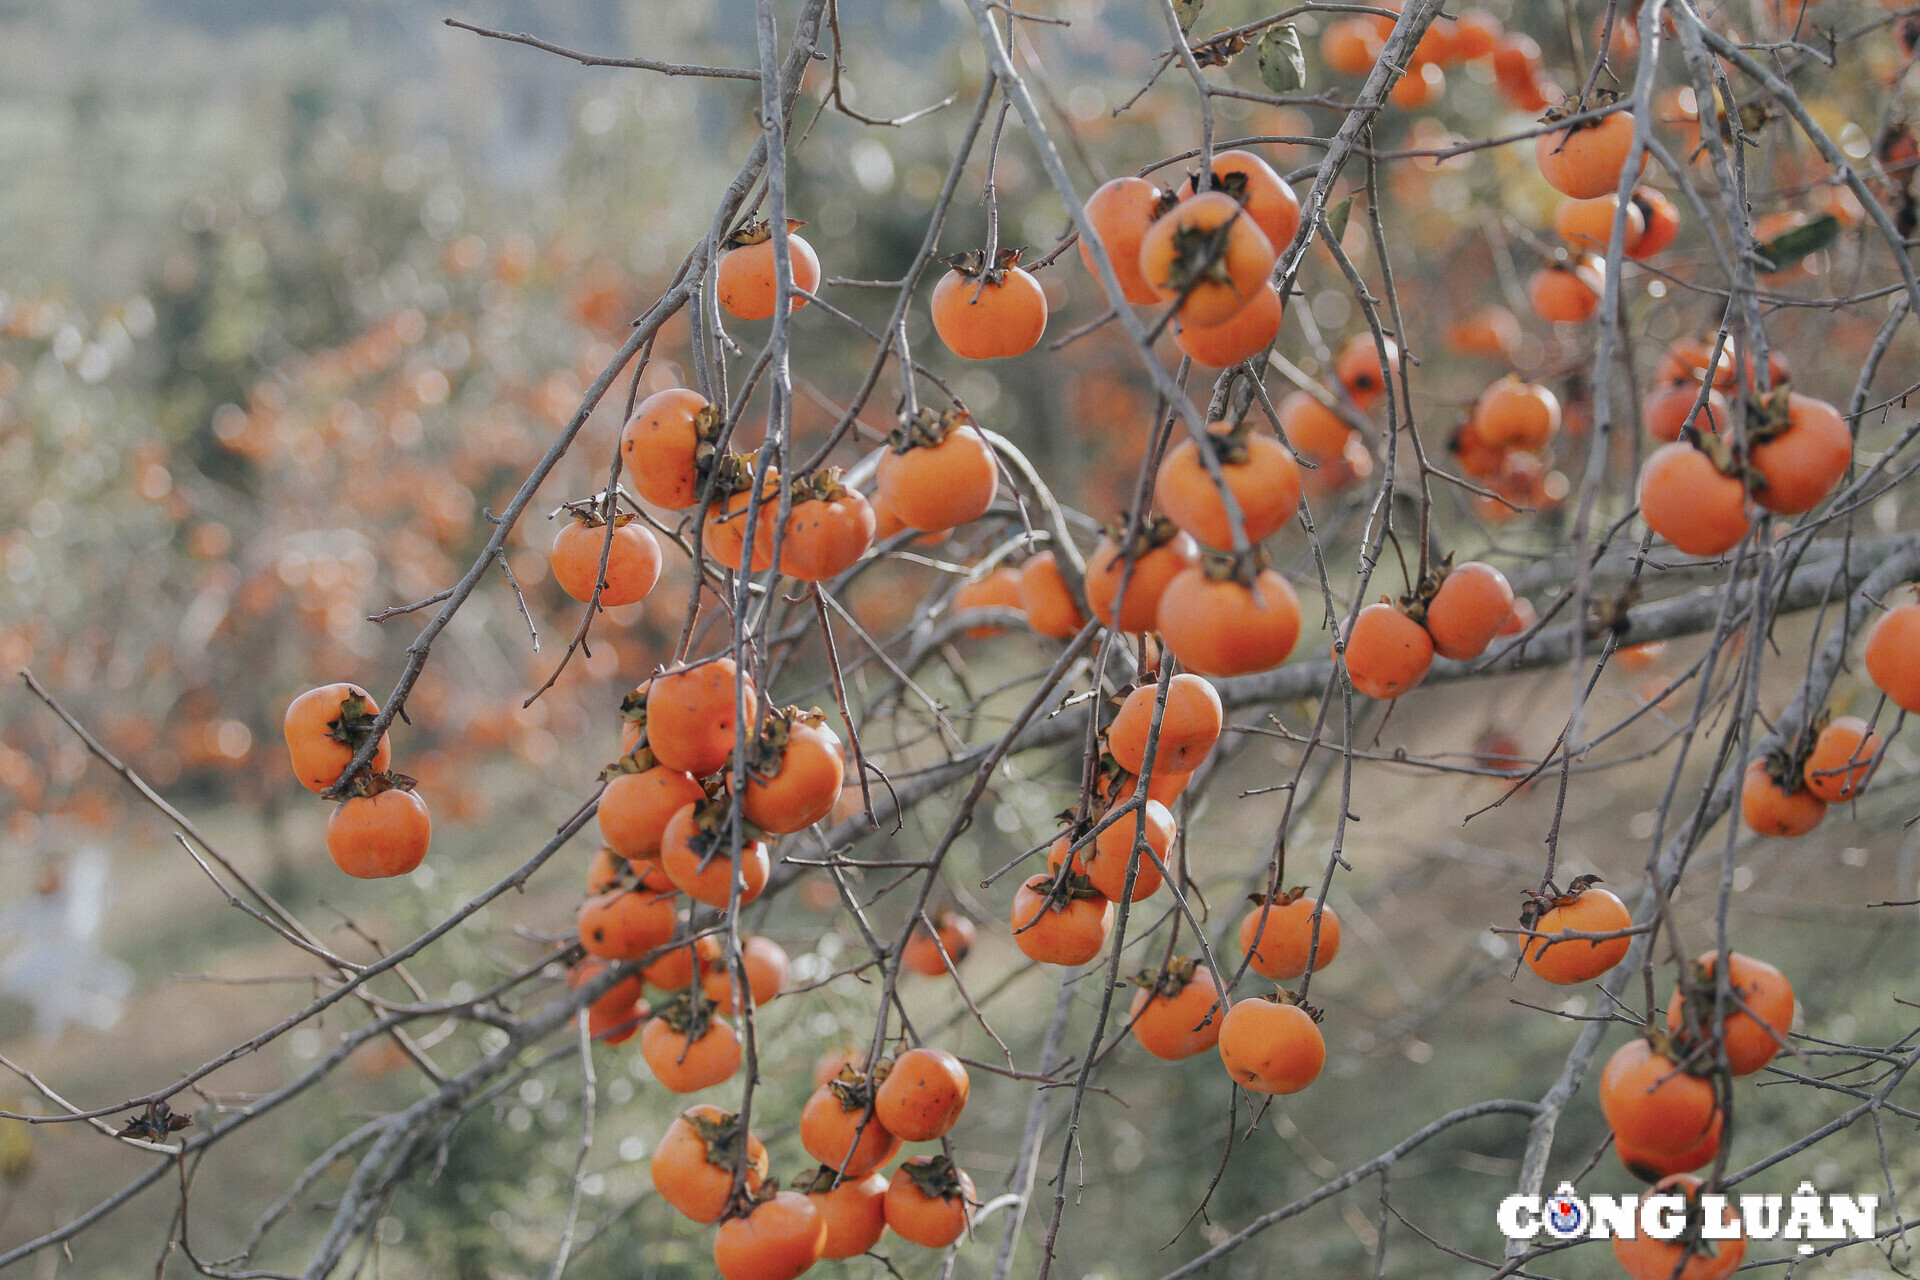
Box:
[1325,194,1355,245]
[1754,213,1839,272]
[1256,24,1305,95]
[1173,0,1205,34]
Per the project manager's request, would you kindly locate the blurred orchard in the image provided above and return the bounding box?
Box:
[6,0,1920,1277]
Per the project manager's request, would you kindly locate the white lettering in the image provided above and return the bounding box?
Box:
[1741,1195,1783,1239]
[1497,1196,1542,1240]
[1641,1194,1686,1240]
[1588,1195,1637,1239]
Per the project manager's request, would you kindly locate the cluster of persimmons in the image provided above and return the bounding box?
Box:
[259,3,1920,1276]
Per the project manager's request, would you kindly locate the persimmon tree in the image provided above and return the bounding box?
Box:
[8,0,1920,1278]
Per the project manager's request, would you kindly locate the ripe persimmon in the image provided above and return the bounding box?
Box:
[902,909,978,977]
[1554,193,1645,251]
[1864,599,1920,711]
[661,797,771,908]
[1492,33,1551,112]
[1278,390,1355,462]
[877,409,998,531]
[1078,176,1166,305]
[717,219,820,321]
[644,934,725,991]
[551,514,661,607]
[1444,306,1520,361]
[1803,715,1880,802]
[875,1046,970,1141]
[1451,8,1502,59]
[1018,551,1087,640]
[1157,557,1302,676]
[1051,799,1176,902]
[1238,888,1341,980]
[1129,958,1225,1060]
[622,387,719,511]
[641,995,742,1092]
[1665,950,1796,1076]
[1598,1036,1718,1156]
[285,683,391,793]
[599,763,706,861]
[1341,601,1434,699]
[703,455,781,574]
[1740,758,1826,837]
[1388,60,1445,110]
[930,248,1047,359]
[1137,190,1277,327]
[1084,520,1199,633]
[1218,993,1325,1094]
[1657,335,1738,389]
[1334,334,1396,409]
[1474,377,1560,451]
[327,779,431,879]
[1611,1174,1745,1280]
[800,1075,900,1177]
[1629,187,1682,258]
[713,1191,827,1280]
[1155,421,1302,550]
[951,566,1025,638]
[1106,674,1222,776]
[652,1105,768,1223]
[1637,441,1752,557]
[647,659,755,778]
[1748,391,1852,515]
[577,869,678,960]
[701,935,790,1013]
[1322,18,1384,75]
[572,958,647,1044]
[1536,100,1644,198]
[760,470,873,581]
[738,706,844,834]
[802,1168,889,1260]
[1011,873,1114,965]
[884,1156,975,1248]
[1174,282,1283,368]
[1616,1112,1722,1183]
[1180,149,1302,257]
[1529,260,1601,323]
[586,845,628,895]
[1522,878,1632,985]
[1423,560,1515,661]
[1644,382,1727,443]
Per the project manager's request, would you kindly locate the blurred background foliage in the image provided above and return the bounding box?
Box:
[4,0,1920,1276]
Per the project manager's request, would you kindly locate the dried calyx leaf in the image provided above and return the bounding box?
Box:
[1101,513,1186,558]
[558,496,634,530]
[789,466,857,505]
[745,705,828,780]
[1192,27,1252,70]
[1196,546,1270,586]
[654,990,720,1039]
[1254,986,1323,1021]
[1039,864,1106,910]
[1396,551,1456,625]
[724,217,806,249]
[899,1153,971,1201]
[325,692,385,751]
[1540,88,1622,133]
[1131,955,1203,997]
[687,1108,755,1167]
[1246,885,1310,909]
[889,406,973,453]
[336,770,417,801]
[1162,215,1246,293]
[703,450,767,501]
[600,742,658,779]
[1738,382,1797,445]
[942,246,1026,285]
[1518,872,1604,929]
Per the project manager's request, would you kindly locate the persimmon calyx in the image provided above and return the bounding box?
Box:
[335,769,417,800]
[684,795,767,860]
[1132,955,1203,998]
[824,1070,881,1112]
[889,405,973,453]
[744,705,828,780]
[789,466,857,505]
[941,246,1026,285]
[1539,87,1621,131]
[1517,872,1604,929]
[1246,885,1311,909]
[599,743,659,779]
[1163,215,1246,293]
[687,1108,755,1167]
[1251,986,1324,1021]
[324,692,384,751]
[1101,513,1185,558]
[899,1154,971,1201]
[653,990,720,1039]
[1195,546,1271,585]
[723,217,806,249]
